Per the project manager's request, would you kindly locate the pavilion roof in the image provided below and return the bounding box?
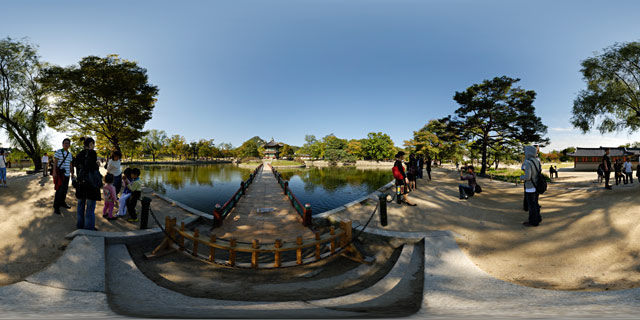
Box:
[568,147,638,157]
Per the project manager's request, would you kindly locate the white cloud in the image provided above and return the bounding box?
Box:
[550,127,575,132]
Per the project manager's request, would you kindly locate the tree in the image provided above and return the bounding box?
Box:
[0,38,49,170]
[280,144,294,159]
[572,41,640,134]
[42,54,159,152]
[452,76,548,174]
[217,142,234,159]
[362,132,395,161]
[236,136,264,158]
[167,134,187,160]
[189,141,199,160]
[322,134,347,163]
[197,139,217,160]
[141,129,167,162]
[346,139,364,159]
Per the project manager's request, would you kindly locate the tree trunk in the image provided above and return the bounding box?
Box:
[480,137,488,175]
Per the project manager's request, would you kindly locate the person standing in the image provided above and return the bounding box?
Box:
[74,137,102,230]
[417,154,424,179]
[53,139,74,214]
[520,145,542,227]
[106,150,123,195]
[393,151,416,206]
[623,158,633,184]
[41,153,49,176]
[0,150,7,188]
[406,154,418,191]
[602,149,612,190]
[425,156,432,180]
[614,158,623,185]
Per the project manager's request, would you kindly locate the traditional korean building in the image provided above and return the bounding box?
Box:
[568,147,640,170]
[263,140,283,159]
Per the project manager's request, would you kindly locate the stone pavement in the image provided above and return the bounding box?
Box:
[211,164,315,243]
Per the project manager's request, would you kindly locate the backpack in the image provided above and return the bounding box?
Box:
[392,166,404,180]
[528,160,547,194]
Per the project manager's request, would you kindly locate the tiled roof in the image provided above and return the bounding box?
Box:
[264,140,282,147]
[568,147,637,157]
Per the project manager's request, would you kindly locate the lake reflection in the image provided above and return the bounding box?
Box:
[129,164,253,213]
[130,164,393,215]
[278,167,393,214]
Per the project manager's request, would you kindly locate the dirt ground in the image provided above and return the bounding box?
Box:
[1,166,639,292]
[0,171,193,286]
[336,168,640,291]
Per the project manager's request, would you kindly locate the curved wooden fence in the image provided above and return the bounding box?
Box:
[212,163,263,227]
[152,216,355,269]
[270,165,313,227]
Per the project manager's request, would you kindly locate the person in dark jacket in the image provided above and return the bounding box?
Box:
[602,149,612,190]
[74,137,102,230]
[393,151,416,206]
[614,158,623,185]
[406,154,418,191]
[520,145,542,227]
[425,156,432,180]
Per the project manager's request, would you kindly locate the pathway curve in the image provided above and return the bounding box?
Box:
[209,164,315,243]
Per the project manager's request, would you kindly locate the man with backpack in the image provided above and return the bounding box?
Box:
[520,145,544,227]
[53,138,74,215]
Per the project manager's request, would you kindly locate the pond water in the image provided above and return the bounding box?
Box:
[131,164,392,215]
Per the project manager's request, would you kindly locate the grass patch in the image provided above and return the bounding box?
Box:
[271,160,304,166]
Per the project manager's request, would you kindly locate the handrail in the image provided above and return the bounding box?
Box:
[156,216,353,268]
[270,165,312,227]
[212,163,263,227]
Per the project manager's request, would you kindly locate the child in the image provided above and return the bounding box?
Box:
[102,173,118,220]
[127,168,143,223]
[117,168,132,217]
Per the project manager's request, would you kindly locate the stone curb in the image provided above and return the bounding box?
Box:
[64,215,200,245]
[153,192,214,221]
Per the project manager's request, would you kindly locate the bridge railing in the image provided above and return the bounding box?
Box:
[155,216,353,268]
[212,163,263,227]
[270,165,312,227]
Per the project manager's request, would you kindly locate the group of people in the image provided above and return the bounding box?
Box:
[52,137,143,231]
[597,149,640,189]
[392,152,432,206]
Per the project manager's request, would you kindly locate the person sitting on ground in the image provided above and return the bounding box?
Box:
[117,168,133,217]
[126,168,143,223]
[0,150,7,188]
[623,157,633,184]
[393,151,416,206]
[458,165,477,200]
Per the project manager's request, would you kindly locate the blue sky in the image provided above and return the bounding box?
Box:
[2,0,640,152]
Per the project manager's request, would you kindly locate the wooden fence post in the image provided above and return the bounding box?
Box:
[315,232,321,260]
[229,238,237,267]
[303,204,312,227]
[330,226,336,254]
[296,236,303,265]
[252,239,259,268]
[192,229,199,256]
[209,234,216,262]
[284,181,288,195]
[179,221,185,251]
[274,239,282,268]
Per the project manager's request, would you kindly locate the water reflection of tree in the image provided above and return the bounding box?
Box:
[280,167,393,193]
[133,164,253,191]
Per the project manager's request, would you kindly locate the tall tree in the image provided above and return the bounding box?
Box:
[167,134,187,160]
[571,41,640,134]
[362,132,395,161]
[42,54,159,152]
[453,76,548,174]
[0,38,48,170]
[141,129,167,162]
[322,134,347,163]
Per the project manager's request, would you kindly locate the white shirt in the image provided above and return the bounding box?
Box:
[624,162,633,173]
[54,149,72,177]
[42,155,48,163]
[0,155,6,169]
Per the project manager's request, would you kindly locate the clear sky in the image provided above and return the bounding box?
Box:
[2,0,640,152]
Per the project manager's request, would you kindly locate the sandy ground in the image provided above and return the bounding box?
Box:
[0,171,194,286]
[1,166,639,292]
[335,168,640,291]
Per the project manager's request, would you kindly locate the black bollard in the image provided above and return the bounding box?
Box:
[379,193,388,227]
[140,197,152,230]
